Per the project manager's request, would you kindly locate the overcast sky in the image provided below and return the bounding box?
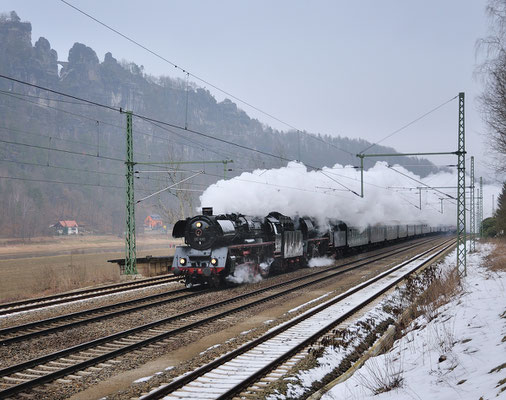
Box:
[1,0,499,181]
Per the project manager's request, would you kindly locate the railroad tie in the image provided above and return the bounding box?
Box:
[25,369,48,375]
[14,373,43,379]
[3,376,29,382]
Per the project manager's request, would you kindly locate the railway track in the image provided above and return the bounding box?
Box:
[0,287,205,345]
[0,237,437,347]
[0,236,450,399]
[0,274,180,316]
[139,238,455,400]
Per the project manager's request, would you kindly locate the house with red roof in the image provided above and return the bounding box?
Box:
[52,220,79,235]
[144,214,163,230]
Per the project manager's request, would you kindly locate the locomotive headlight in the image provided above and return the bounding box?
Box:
[196,221,202,228]
[179,257,187,265]
[210,258,218,266]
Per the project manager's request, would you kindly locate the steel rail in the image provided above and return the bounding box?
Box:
[0,236,447,398]
[0,237,436,345]
[0,287,203,345]
[142,239,455,400]
[0,275,179,316]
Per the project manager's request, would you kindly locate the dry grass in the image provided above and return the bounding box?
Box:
[415,267,462,322]
[1,252,122,302]
[356,353,404,395]
[0,235,179,303]
[486,239,506,272]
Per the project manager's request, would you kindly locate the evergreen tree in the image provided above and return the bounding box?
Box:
[495,182,506,236]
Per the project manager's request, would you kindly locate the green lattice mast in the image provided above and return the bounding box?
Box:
[456,92,466,276]
[470,156,475,252]
[479,177,484,238]
[125,111,137,274]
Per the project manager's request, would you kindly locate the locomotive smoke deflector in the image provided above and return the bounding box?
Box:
[172,219,187,238]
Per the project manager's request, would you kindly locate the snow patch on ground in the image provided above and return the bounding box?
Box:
[267,243,504,400]
[322,242,505,400]
[133,375,154,383]
[288,292,333,313]
[199,343,221,355]
[268,243,504,400]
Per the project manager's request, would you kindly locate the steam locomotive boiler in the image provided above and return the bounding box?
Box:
[171,207,308,287]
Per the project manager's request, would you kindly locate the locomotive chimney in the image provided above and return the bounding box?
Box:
[202,207,213,216]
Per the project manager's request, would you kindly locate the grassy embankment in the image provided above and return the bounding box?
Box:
[0,235,180,302]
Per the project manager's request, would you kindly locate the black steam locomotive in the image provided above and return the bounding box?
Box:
[171,207,448,287]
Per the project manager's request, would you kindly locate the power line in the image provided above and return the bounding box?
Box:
[0,157,195,190]
[0,139,353,200]
[0,88,94,106]
[0,136,124,163]
[58,0,354,158]
[136,115,358,193]
[0,73,436,198]
[0,173,163,194]
[0,74,305,170]
[0,158,122,178]
[360,95,459,154]
[0,174,125,189]
[387,165,456,201]
[0,124,104,151]
[0,74,117,112]
[0,90,242,162]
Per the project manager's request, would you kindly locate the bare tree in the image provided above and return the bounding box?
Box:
[152,149,199,224]
[477,0,506,172]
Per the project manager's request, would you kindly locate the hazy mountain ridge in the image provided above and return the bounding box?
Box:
[0,11,440,237]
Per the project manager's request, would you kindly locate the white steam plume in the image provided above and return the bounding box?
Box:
[199,161,501,229]
[308,257,335,268]
[226,263,263,284]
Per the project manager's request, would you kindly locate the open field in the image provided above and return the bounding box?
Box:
[0,235,181,303]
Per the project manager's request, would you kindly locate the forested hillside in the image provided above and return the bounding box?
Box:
[0,11,441,238]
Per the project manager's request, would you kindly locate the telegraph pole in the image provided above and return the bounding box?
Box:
[470,156,475,252]
[124,110,137,275]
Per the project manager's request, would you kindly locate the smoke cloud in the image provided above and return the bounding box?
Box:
[200,161,500,229]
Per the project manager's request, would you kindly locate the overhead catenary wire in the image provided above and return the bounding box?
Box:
[0,130,355,198]
[136,171,204,203]
[0,84,280,169]
[0,173,166,193]
[359,94,459,154]
[0,75,311,170]
[0,157,191,187]
[0,74,459,207]
[0,174,125,189]
[0,139,360,200]
[58,0,355,158]
[387,165,456,201]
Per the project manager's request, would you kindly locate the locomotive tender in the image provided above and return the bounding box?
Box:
[171,207,447,287]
